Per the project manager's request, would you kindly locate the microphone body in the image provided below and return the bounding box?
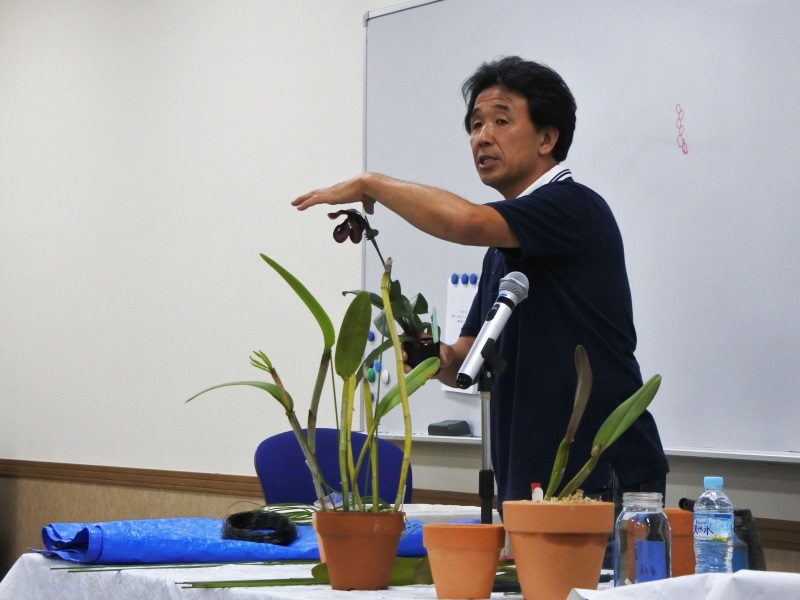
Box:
[455,271,529,389]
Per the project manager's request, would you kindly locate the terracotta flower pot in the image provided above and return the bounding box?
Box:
[312,510,405,590]
[664,508,695,576]
[422,523,505,599]
[503,500,614,600]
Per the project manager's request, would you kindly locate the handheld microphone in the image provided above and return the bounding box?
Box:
[455,271,529,389]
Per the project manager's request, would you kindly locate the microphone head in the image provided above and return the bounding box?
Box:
[499,271,529,303]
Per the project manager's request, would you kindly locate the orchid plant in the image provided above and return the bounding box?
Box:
[187,215,441,512]
[543,345,662,500]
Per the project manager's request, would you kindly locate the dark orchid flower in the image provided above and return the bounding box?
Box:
[328,209,375,244]
[328,209,385,266]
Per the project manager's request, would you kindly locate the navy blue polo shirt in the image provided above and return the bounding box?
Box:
[461,167,668,506]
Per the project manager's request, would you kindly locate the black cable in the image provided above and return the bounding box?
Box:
[221,510,297,546]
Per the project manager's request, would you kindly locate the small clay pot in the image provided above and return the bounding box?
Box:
[423,523,505,599]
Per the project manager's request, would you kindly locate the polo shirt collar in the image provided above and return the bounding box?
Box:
[516,164,573,198]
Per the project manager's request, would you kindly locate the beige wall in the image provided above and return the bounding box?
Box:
[0,476,262,578]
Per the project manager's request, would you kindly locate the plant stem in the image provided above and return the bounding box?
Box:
[361,375,379,510]
[379,259,411,511]
[338,376,354,510]
[285,410,327,510]
[307,349,332,455]
[270,367,328,509]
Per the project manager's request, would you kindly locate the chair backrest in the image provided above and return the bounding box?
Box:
[254,428,412,506]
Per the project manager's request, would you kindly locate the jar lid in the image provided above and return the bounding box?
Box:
[621,491,663,504]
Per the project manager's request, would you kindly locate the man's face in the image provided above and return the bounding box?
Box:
[469,86,551,199]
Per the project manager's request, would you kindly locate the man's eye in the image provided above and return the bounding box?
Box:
[471,121,482,131]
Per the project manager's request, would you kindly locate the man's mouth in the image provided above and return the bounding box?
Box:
[478,155,497,167]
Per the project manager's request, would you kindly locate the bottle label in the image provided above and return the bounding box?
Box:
[693,512,734,542]
[634,539,668,582]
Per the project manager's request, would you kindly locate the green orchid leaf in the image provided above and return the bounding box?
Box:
[545,438,571,498]
[592,374,662,453]
[565,345,592,440]
[334,291,372,379]
[355,338,394,385]
[375,356,440,420]
[395,295,415,318]
[544,345,592,498]
[373,312,391,338]
[261,254,335,350]
[409,314,426,338]
[409,293,429,315]
[389,279,401,301]
[185,381,293,412]
[343,289,384,310]
[556,374,661,498]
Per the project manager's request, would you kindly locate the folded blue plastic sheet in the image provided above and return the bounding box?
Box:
[35,517,440,565]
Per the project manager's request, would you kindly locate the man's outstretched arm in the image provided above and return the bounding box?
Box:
[292,172,518,249]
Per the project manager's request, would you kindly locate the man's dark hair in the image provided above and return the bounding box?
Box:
[462,56,577,162]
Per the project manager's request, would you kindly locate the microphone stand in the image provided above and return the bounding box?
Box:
[476,338,505,525]
[476,339,522,595]
[478,366,494,525]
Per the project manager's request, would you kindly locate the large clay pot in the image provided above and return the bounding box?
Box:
[422,523,505,599]
[312,510,405,590]
[503,500,614,600]
[664,507,695,576]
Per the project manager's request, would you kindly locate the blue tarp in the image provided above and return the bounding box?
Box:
[35,517,441,565]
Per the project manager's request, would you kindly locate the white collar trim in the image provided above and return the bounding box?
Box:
[516,164,572,198]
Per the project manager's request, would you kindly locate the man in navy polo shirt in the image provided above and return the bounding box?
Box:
[293,56,669,528]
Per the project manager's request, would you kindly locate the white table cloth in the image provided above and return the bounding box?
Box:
[0,553,523,600]
[568,569,800,600]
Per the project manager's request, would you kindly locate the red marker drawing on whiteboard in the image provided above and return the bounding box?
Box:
[676,104,689,154]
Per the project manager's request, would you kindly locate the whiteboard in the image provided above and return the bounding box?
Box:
[364,0,800,459]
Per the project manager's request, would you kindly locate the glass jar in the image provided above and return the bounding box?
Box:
[613,492,672,586]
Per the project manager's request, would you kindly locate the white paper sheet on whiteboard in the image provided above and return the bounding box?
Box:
[443,273,479,395]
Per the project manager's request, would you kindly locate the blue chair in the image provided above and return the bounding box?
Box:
[254,428,412,506]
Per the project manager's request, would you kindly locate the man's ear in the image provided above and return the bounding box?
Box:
[538,126,560,156]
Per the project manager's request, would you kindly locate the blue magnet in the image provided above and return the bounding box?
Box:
[461,273,469,284]
[451,273,459,284]
[374,360,381,372]
[469,273,478,284]
[368,330,375,342]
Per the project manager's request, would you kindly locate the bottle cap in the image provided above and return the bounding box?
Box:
[704,476,724,489]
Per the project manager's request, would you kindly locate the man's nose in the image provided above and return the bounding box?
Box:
[477,124,494,144]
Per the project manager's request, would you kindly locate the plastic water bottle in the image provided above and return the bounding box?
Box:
[693,476,734,573]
